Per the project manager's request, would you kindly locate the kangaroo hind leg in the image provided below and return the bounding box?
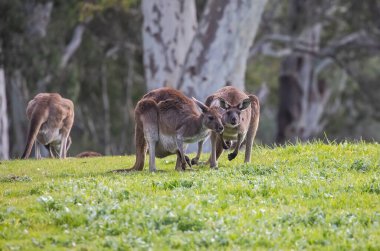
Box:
[138,99,159,172]
[244,95,260,163]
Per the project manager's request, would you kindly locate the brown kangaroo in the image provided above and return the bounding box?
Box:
[21,93,74,159]
[205,86,260,168]
[76,151,102,158]
[114,87,224,172]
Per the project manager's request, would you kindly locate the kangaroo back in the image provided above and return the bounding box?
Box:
[21,108,48,159]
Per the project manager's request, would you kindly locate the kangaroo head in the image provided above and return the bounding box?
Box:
[218,98,251,128]
[192,97,224,133]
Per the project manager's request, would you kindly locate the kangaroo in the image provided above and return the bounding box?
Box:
[76,151,102,158]
[21,93,74,159]
[113,87,224,172]
[205,86,260,168]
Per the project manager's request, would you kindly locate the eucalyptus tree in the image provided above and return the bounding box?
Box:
[142,0,268,102]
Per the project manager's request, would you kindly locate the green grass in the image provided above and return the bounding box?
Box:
[1,142,380,250]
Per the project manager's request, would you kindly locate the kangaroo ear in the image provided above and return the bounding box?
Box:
[238,98,251,110]
[218,98,231,110]
[209,98,220,108]
[192,97,208,113]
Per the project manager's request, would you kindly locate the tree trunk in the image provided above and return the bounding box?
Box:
[140,0,268,152]
[296,25,331,140]
[121,49,135,154]
[275,0,334,143]
[276,23,330,143]
[101,62,111,155]
[0,67,9,160]
[3,1,54,157]
[8,71,28,157]
[142,0,197,90]
[178,0,268,101]
[59,24,86,69]
[25,2,53,39]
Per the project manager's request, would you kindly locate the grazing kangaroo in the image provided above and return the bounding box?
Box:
[21,93,74,159]
[205,86,260,168]
[114,87,224,172]
[76,151,102,158]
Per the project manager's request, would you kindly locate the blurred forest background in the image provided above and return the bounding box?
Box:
[1,0,380,159]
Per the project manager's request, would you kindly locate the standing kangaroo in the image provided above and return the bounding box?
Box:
[114,87,224,172]
[205,86,260,168]
[21,93,74,159]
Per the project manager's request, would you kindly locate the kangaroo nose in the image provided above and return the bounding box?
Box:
[231,118,237,125]
[217,125,224,133]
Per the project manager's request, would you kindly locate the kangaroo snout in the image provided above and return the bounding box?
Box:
[231,117,238,125]
[223,111,240,127]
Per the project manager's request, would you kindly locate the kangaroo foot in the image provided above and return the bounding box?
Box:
[191,157,199,165]
[177,156,191,171]
[228,152,237,161]
[222,140,232,150]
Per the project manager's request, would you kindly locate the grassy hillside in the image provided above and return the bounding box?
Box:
[1,142,380,250]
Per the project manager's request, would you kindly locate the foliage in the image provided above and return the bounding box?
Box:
[2,0,144,157]
[1,142,380,250]
[79,0,140,21]
[250,0,380,143]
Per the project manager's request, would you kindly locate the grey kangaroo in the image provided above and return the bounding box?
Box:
[114,87,224,172]
[204,86,260,168]
[21,93,74,159]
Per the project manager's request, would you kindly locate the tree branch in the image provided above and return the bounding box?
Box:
[250,30,379,60]
[59,24,86,69]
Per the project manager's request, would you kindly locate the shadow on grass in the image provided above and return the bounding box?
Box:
[0,174,32,183]
[107,168,170,175]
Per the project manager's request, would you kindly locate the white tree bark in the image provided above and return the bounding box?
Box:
[178,0,268,101]
[60,24,86,69]
[0,68,9,160]
[140,0,268,152]
[277,24,331,142]
[25,2,53,38]
[295,24,329,139]
[142,0,197,90]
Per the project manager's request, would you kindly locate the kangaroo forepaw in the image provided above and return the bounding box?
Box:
[228,152,237,161]
[222,140,231,150]
[177,155,192,171]
[191,157,199,165]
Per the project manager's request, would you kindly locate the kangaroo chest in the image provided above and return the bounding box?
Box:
[222,126,246,141]
[37,123,61,145]
[183,130,209,143]
[155,130,209,158]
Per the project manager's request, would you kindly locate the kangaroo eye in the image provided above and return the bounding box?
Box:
[208,116,214,120]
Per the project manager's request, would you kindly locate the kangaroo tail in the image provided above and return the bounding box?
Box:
[111,122,147,173]
[21,110,47,159]
[112,98,157,173]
